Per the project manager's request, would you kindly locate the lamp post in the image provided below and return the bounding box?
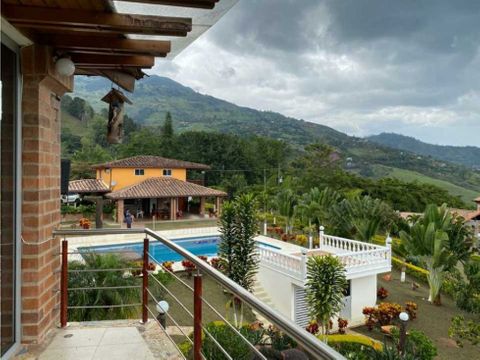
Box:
[398,311,409,356]
[156,300,170,329]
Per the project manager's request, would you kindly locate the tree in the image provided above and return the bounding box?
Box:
[305,255,347,336]
[275,188,297,234]
[218,193,259,326]
[162,111,174,138]
[399,204,454,305]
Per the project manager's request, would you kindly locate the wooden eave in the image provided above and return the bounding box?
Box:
[0,0,221,91]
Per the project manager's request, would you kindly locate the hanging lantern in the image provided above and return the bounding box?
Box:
[101,88,132,144]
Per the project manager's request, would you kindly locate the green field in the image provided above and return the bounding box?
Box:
[373,165,479,205]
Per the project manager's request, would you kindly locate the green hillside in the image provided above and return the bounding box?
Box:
[66,75,480,198]
[371,165,478,206]
[367,132,480,169]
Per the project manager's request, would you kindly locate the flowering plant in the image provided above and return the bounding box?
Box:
[306,321,319,335]
[79,218,91,229]
[181,259,196,276]
[162,261,174,272]
[405,301,418,320]
[337,318,348,334]
[377,286,389,299]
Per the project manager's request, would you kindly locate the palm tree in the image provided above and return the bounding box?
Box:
[305,255,347,337]
[275,188,297,234]
[400,204,453,305]
[295,191,321,248]
[68,253,142,321]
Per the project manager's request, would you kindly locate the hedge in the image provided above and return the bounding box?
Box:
[322,334,383,351]
[391,256,429,282]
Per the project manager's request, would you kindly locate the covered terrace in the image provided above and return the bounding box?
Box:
[106,177,227,223]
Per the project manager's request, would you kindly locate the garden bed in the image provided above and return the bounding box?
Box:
[354,269,477,360]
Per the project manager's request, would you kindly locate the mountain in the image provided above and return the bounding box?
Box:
[67,75,480,204]
[367,132,480,169]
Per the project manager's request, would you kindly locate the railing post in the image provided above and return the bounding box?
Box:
[142,237,149,324]
[385,235,392,266]
[301,249,308,279]
[60,239,68,328]
[193,273,203,360]
[319,226,324,249]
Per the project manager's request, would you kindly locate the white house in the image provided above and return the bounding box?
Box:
[254,231,391,327]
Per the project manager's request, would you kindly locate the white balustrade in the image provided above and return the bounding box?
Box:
[256,246,304,278]
[256,232,391,280]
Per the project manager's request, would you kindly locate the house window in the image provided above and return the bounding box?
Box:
[135,169,144,176]
[163,169,172,176]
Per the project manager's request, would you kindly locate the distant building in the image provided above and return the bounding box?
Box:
[70,155,227,223]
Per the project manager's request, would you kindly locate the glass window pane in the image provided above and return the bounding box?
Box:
[1,42,17,356]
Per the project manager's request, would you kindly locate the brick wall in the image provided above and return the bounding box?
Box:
[20,45,73,344]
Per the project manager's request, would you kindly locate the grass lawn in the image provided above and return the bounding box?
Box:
[355,269,478,360]
[148,272,255,331]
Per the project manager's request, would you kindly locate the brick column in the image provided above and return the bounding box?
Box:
[21,45,73,344]
[170,198,177,220]
[215,197,222,216]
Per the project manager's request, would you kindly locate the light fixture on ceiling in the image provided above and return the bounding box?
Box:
[55,56,75,77]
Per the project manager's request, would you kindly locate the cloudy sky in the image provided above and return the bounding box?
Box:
[151,0,480,147]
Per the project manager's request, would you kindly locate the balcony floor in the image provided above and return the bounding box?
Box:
[14,320,182,360]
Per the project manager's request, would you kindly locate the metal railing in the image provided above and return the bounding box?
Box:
[54,228,344,360]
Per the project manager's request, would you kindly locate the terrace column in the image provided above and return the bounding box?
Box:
[170,197,177,220]
[117,200,124,224]
[215,197,222,216]
[200,197,206,217]
[20,44,73,344]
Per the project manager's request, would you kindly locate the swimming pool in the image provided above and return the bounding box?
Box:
[78,236,280,263]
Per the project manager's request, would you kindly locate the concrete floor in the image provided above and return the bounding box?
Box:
[14,320,183,360]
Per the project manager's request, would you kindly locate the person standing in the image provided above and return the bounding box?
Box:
[124,209,134,229]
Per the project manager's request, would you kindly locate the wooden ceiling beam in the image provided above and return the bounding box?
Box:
[117,0,219,9]
[71,54,155,67]
[37,34,170,56]
[3,4,192,37]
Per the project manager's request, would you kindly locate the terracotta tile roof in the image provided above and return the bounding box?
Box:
[69,179,109,193]
[93,155,210,170]
[106,177,226,200]
[400,209,480,222]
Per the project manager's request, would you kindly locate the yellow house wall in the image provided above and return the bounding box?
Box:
[97,167,187,191]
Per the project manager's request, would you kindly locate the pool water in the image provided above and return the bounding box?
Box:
[79,236,220,263]
[79,236,281,263]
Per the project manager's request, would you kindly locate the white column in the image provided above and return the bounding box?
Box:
[319,225,325,249]
[301,248,308,279]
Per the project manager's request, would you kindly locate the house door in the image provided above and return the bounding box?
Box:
[1,35,21,358]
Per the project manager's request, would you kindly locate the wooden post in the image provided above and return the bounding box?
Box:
[199,197,205,217]
[142,237,149,323]
[193,274,203,360]
[60,239,68,328]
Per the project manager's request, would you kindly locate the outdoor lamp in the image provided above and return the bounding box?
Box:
[55,57,75,77]
[156,300,170,328]
[398,311,409,355]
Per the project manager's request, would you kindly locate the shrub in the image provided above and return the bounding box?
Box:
[210,257,222,270]
[331,342,372,360]
[295,234,308,247]
[281,233,295,242]
[377,287,389,299]
[391,328,437,360]
[265,325,297,351]
[404,302,418,320]
[306,320,319,335]
[198,255,209,262]
[325,334,383,352]
[338,318,348,334]
[376,303,402,326]
[79,218,91,229]
[362,307,377,330]
[391,257,428,282]
[363,303,402,329]
[162,261,173,272]
[181,259,196,276]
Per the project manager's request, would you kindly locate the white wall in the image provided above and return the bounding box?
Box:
[257,264,301,319]
[349,275,377,326]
